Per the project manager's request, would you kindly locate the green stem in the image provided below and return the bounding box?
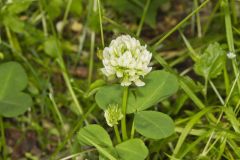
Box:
[63,0,73,24]
[223,66,230,95]
[97,0,104,48]
[194,0,202,37]
[130,121,135,139]
[39,0,48,37]
[88,31,95,85]
[209,80,225,105]
[121,87,129,141]
[222,0,240,96]
[230,0,238,24]
[0,117,7,160]
[61,67,83,115]
[136,0,151,37]
[204,78,208,102]
[49,92,65,128]
[114,125,122,143]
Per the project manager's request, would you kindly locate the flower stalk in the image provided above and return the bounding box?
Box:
[114,125,122,143]
[121,86,129,141]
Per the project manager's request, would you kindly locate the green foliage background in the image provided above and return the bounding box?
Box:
[0,0,240,159]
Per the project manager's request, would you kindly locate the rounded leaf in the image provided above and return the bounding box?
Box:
[95,85,123,110]
[0,62,28,94]
[134,111,175,139]
[0,93,32,117]
[127,70,178,113]
[77,124,112,148]
[0,62,32,117]
[115,139,148,160]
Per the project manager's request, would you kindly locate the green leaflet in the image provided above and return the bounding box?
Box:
[78,125,149,160]
[0,62,32,117]
[134,110,174,139]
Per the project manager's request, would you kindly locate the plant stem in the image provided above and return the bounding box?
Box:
[223,67,230,95]
[0,116,7,160]
[136,0,151,37]
[61,67,83,115]
[88,31,95,85]
[121,87,129,141]
[130,121,135,139]
[114,125,121,143]
[230,0,238,24]
[63,0,73,25]
[39,0,48,37]
[49,92,65,128]
[194,0,202,37]
[97,0,104,48]
[222,0,240,96]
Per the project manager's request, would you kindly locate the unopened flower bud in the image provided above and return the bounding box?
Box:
[104,104,123,127]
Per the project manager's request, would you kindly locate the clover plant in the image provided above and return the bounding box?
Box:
[77,35,179,160]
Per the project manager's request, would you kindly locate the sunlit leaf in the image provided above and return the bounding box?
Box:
[134,111,174,139]
[115,139,148,160]
[127,70,179,113]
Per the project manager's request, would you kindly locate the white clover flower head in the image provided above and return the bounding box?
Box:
[101,35,152,87]
[104,104,123,127]
[227,51,236,59]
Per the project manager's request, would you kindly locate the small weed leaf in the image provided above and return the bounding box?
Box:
[194,42,226,80]
[0,62,32,117]
[134,111,175,139]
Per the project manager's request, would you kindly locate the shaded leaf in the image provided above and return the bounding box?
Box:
[43,36,61,58]
[3,15,26,33]
[70,0,83,16]
[45,0,64,20]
